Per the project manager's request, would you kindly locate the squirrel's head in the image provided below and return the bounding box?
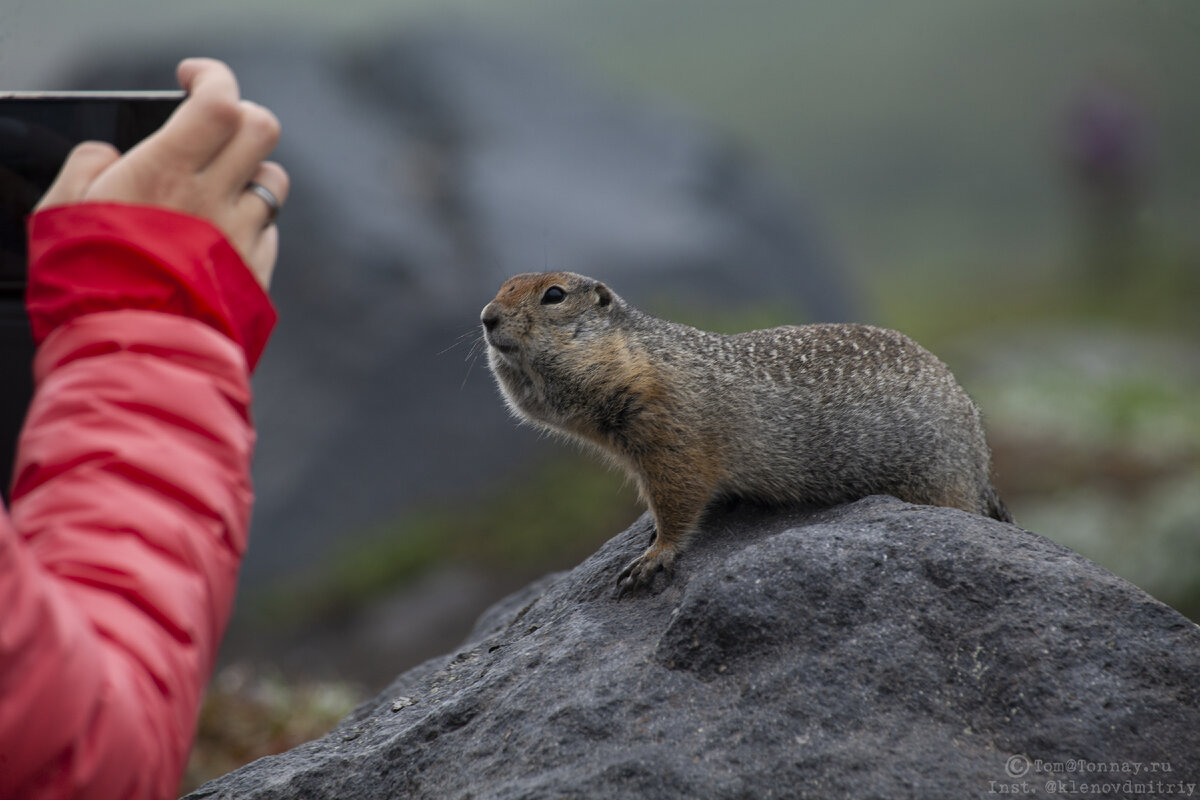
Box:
[481,271,620,361]
[480,271,624,429]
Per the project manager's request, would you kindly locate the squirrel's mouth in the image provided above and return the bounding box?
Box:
[484,332,518,355]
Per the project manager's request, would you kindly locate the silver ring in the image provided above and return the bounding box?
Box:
[246,181,281,224]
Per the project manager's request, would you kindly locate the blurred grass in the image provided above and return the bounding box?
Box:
[869,241,1199,351]
[251,454,640,628]
[954,265,1199,607]
[182,664,363,795]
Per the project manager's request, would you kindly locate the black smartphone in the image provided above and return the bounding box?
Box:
[0,91,183,499]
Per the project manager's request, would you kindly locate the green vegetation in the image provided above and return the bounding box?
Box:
[182,664,362,794]
[965,325,1200,621]
[251,455,640,628]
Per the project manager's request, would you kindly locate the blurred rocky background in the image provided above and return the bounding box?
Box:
[4,0,1197,792]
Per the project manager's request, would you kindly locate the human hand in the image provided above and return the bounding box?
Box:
[35,58,288,289]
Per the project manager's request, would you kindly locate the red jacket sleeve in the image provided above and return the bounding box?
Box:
[0,204,276,799]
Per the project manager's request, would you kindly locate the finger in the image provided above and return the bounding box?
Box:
[176,57,228,91]
[252,160,290,206]
[239,161,289,228]
[139,58,242,171]
[207,101,282,195]
[224,161,287,285]
[35,140,120,210]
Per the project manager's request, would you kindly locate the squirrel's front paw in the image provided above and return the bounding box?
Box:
[616,546,676,596]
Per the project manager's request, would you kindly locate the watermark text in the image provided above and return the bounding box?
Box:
[989,755,1195,796]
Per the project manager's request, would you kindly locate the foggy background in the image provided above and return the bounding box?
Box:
[4,0,1197,788]
[6,1,1199,285]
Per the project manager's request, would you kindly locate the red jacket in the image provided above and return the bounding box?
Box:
[0,203,276,799]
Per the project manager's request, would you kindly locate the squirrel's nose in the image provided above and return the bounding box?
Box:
[480,306,499,331]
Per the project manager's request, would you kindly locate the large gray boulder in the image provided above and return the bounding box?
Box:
[63,28,853,594]
[185,497,1200,798]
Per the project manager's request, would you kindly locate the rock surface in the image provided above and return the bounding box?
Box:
[185,497,1200,798]
[63,28,853,595]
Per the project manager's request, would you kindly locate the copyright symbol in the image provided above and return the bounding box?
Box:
[1006,754,1031,778]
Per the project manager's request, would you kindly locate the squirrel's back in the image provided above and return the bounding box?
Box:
[625,316,1000,516]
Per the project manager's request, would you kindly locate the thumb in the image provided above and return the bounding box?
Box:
[36,140,121,211]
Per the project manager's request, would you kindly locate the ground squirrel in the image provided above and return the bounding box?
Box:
[481,271,1011,593]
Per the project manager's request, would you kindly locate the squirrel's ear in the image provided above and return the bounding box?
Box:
[595,283,613,308]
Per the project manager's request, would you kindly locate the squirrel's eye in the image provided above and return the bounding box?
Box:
[541,286,566,304]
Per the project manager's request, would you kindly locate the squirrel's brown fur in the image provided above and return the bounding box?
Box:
[481,271,1010,593]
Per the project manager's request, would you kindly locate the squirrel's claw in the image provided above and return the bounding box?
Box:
[615,546,675,597]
